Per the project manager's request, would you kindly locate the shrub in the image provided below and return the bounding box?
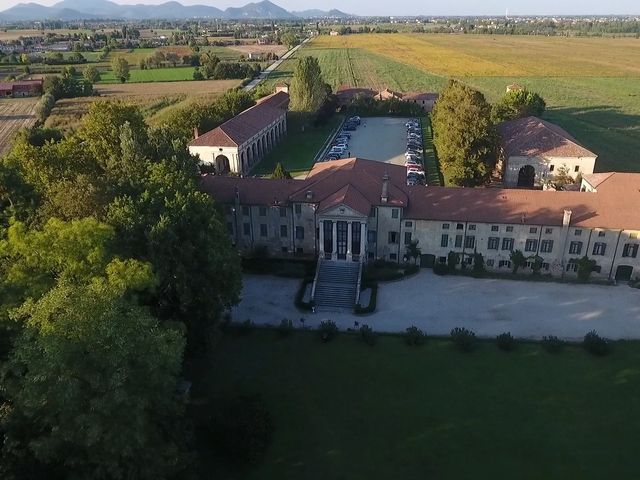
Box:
[276,318,294,337]
[318,320,339,343]
[238,319,253,335]
[542,335,565,353]
[583,330,610,356]
[496,332,516,351]
[447,251,460,272]
[433,262,449,276]
[212,394,274,465]
[360,324,377,346]
[450,327,476,352]
[405,326,425,346]
[472,252,485,277]
[404,264,420,276]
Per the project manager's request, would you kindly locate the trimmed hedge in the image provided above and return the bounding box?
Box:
[355,283,378,314]
[364,261,419,283]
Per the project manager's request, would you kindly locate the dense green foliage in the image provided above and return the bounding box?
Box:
[270,162,292,179]
[0,96,243,477]
[290,56,328,113]
[431,80,497,186]
[491,88,546,123]
[111,56,130,83]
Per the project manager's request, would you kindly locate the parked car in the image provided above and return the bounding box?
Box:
[349,116,361,125]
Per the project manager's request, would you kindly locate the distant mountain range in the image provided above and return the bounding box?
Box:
[0,0,354,21]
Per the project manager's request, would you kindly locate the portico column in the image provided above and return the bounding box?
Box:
[347,221,352,258]
[332,221,337,261]
[360,222,366,260]
[319,220,324,256]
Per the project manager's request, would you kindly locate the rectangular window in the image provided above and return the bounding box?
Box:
[506,226,514,233]
[529,227,538,234]
[502,238,514,251]
[404,232,412,245]
[390,253,398,260]
[242,206,249,216]
[592,242,606,256]
[464,256,473,265]
[622,244,639,258]
[405,221,413,228]
[439,256,447,264]
[280,225,288,238]
[455,235,463,248]
[525,239,538,252]
[294,204,302,215]
[575,229,582,236]
[389,231,398,244]
[456,223,464,230]
[259,206,267,216]
[295,226,304,240]
[243,223,250,236]
[392,209,399,219]
[486,259,495,267]
[566,263,578,272]
[464,236,475,249]
[549,164,555,172]
[442,223,450,230]
[368,230,377,243]
[569,241,582,255]
[542,263,550,271]
[279,207,287,218]
[598,231,606,237]
[540,240,554,253]
[487,237,500,250]
[499,260,512,268]
[260,224,267,237]
[281,247,288,253]
[545,228,553,234]
[441,234,449,248]
[630,233,639,239]
[491,225,499,232]
[469,224,476,231]
[574,165,580,172]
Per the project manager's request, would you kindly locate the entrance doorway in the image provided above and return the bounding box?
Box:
[215,154,230,174]
[615,265,634,282]
[517,165,536,188]
[336,221,348,260]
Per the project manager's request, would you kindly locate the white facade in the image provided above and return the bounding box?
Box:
[504,154,597,188]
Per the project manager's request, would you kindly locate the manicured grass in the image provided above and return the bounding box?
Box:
[265,35,640,173]
[190,329,640,479]
[98,66,197,83]
[252,113,344,177]
[420,116,443,186]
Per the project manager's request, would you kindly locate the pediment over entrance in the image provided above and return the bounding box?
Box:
[320,203,368,218]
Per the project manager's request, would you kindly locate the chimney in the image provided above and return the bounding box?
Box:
[563,210,572,227]
[194,127,199,139]
[381,174,389,204]
[305,190,313,200]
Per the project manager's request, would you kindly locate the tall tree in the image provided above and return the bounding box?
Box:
[0,281,185,480]
[271,162,291,179]
[290,56,327,114]
[111,57,130,83]
[492,88,546,123]
[431,79,497,187]
[82,65,101,84]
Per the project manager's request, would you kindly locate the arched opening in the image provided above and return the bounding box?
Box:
[615,265,634,282]
[215,154,230,174]
[252,143,257,161]
[517,165,536,188]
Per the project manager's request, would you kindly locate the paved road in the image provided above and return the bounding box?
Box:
[234,272,640,341]
[243,37,311,92]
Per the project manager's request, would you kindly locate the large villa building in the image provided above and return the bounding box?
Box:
[202,158,640,284]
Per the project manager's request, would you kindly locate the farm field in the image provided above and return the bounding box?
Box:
[98,66,197,83]
[191,329,640,480]
[0,98,38,155]
[45,79,241,131]
[268,34,640,173]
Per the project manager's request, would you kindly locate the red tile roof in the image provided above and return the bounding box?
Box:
[498,116,596,158]
[403,92,439,102]
[188,91,289,148]
[201,158,640,231]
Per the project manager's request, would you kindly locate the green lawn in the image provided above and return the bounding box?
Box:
[98,66,196,83]
[190,329,640,479]
[264,37,640,173]
[252,113,344,177]
[421,116,443,186]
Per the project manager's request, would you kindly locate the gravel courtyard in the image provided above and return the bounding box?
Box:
[344,116,408,165]
[234,272,640,341]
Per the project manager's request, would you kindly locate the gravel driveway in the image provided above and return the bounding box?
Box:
[233,271,640,341]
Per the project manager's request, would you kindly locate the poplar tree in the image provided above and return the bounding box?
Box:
[290,56,327,113]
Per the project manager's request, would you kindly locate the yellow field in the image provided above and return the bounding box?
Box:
[0,98,38,155]
[0,28,92,41]
[312,34,640,77]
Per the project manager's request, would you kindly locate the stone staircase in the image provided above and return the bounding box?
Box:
[313,260,361,310]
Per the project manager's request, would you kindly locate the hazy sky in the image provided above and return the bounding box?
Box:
[1,0,639,16]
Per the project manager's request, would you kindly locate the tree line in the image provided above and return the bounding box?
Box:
[0,89,255,478]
